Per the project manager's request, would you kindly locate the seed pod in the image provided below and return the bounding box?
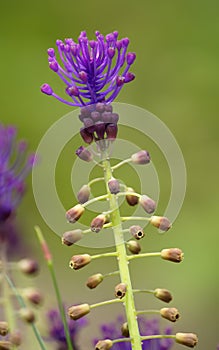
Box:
[0,341,12,350]
[68,303,90,320]
[18,259,39,275]
[150,216,171,232]
[121,322,129,337]
[91,214,106,233]
[0,322,9,336]
[62,229,83,246]
[125,187,139,206]
[69,254,91,270]
[95,339,113,350]
[108,178,120,194]
[175,333,198,348]
[19,308,35,323]
[115,283,127,299]
[129,225,145,240]
[131,150,150,164]
[139,195,156,214]
[154,288,172,303]
[127,240,141,254]
[77,185,90,204]
[86,273,103,289]
[161,248,184,263]
[66,204,85,223]
[160,307,180,322]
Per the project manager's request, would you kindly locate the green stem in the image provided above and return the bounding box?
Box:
[90,298,122,309]
[128,252,161,261]
[88,177,104,186]
[133,289,154,294]
[121,216,151,222]
[35,226,74,350]
[140,334,176,342]
[82,193,109,207]
[91,252,118,260]
[111,158,132,170]
[101,152,143,350]
[103,270,120,279]
[136,309,160,315]
[5,274,47,350]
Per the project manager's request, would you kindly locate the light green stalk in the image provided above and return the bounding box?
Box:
[101,150,142,350]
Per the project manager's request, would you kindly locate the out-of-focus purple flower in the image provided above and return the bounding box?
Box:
[41,31,136,106]
[47,308,87,350]
[0,125,36,225]
[95,316,174,350]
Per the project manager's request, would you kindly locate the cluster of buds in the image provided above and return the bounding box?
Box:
[79,103,118,144]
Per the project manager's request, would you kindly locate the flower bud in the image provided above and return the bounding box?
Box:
[69,254,91,270]
[108,178,120,194]
[23,288,43,306]
[0,341,12,350]
[175,333,198,348]
[66,204,85,223]
[95,339,113,350]
[150,216,171,232]
[129,225,145,240]
[80,128,93,144]
[86,273,103,289]
[161,248,184,263]
[139,195,156,214]
[91,214,106,233]
[154,288,173,303]
[131,150,150,164]
[76,146,93,161]
[121,322,129,337]
[62,229,83,246]
[126,187,139,206]
[19,308,35,323]
[9,330,22,346]
[115,283,127,299]
[77,185,90,204]
[18,258,39,276]
[0,322,9,336]
[127,240,141,254]
[105,123,118,140]
[160,307,180,322]
[68,303,90,320]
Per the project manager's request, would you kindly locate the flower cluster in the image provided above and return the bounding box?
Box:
[41,31,136,107]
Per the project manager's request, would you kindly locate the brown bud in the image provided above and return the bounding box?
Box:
[129,225,145,240]
[175,333,198,348]
[66,204,85,223]
[9,330,22,346]
[139,195,156,214]
[150,216,171,231]
[115,283,127,299]
[0,322,9,336]
[62,229,83,246]
[0,341,12,350]
[19,308,35,323]
[18,259,39,275]
[160,307,180,322]
[161,248,184,263]
[95,339,113,350]
[108,178,120,194]
[131,150,150,164]
[91,214,106,233]
[125,187,139,206]
[127,240,141,254]
[154,288,173,303]
[86,273,103,289]
[77,185,90,204]
[69,254,91,270]
[23,288,43,306]
[68,303,90,320]
[121,322,129,337]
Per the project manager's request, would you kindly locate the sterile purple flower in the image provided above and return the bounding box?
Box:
[41,31,135,106]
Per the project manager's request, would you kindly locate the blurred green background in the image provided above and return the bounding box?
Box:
[0,0,218,349]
